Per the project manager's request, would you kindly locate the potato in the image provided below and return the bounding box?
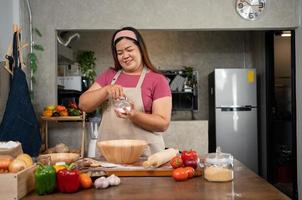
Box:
[55,143,69,153]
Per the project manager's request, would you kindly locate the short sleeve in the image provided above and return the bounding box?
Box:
[153,74,172,100]
[95,68,116,87]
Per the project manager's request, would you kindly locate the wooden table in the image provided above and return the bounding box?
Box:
[22,160,289,200]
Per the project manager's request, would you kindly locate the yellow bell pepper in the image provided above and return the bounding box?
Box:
[53,165,66,172]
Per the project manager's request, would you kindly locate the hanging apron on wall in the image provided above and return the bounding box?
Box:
[0,31,41,157]
[99,67,165,156]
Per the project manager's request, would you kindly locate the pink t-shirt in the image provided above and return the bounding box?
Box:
[96,68,171,113]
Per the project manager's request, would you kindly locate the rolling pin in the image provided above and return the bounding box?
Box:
[143,148,179,168]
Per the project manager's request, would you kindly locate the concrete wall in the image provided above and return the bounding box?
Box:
[70,30,255,120]
[163,120,208,155]
[251,32,267,178]
[295,0,302,199]
[0,0,21,121]
[19,0,31,83]
[28,0,299,113]
[0,0,12,121]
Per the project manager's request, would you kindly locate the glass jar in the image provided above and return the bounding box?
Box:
[204,151,234,182]
[113,96,132,114]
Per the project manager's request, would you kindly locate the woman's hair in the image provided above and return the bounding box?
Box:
[111,27,159,73]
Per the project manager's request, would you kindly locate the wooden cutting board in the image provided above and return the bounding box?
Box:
[80,158,203,177]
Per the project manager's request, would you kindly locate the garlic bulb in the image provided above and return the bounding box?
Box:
[107,174,121,186]
[94,174,121,189]
[94,177,109,189]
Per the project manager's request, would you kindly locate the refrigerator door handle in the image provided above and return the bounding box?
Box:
[219,105,254,111]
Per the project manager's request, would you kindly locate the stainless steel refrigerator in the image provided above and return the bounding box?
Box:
[208,68,258,173]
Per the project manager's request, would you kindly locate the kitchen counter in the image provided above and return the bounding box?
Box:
[22,160,289,200]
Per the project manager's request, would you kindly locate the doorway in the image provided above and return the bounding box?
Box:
[265,30,298,199]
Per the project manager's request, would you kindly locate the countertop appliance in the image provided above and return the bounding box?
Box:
[57,76,82,91]
[87,117,101,158]
[208,68,258,173]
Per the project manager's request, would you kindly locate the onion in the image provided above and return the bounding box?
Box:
[0,155,14,171]
[9,159,27,173]
[16,154,33,167]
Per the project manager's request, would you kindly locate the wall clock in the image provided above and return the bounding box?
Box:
[235,0,266,21]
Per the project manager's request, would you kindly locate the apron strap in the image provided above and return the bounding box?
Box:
[135,67,147,89]
[110,67,148,88]
[111,70,122,85]
[11,32,21,70]
[12,32,20,69]
[5,31,21,79]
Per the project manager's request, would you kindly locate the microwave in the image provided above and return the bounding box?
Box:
[57,76,82,91]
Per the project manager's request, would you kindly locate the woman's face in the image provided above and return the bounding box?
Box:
[115,38,143,73]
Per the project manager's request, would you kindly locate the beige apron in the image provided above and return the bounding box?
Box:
[98,67,165,155]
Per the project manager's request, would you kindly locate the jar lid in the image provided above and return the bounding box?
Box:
[205,152,233,166]
[113,96,131,113]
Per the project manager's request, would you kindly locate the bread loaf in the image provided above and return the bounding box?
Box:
[143,148,178,168]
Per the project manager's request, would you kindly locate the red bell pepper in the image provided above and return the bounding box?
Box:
[68,101,78,109]
[56,164,80,193]
[181,150,199,169]
[181,150,198,161]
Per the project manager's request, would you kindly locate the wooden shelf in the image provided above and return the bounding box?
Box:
[41,115,84,121]
[41,112,86,158]
[161,69,198,111]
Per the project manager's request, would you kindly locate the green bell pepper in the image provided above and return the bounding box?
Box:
[34,164,56,195]
[68,108,81,116]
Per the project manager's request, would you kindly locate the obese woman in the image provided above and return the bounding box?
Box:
[79,27,172,155]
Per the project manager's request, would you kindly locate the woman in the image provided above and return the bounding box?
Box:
[79,27,172,155]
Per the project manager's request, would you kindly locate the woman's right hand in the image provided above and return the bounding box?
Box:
[105,84,124,99]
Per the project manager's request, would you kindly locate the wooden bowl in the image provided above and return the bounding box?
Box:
[38,153,80,165]
[97,139,147,164]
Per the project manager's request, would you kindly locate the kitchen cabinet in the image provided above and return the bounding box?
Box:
[162,69,198,111]
[41,112,86,157]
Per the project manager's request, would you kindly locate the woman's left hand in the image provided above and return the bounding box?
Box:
[114,101,136,119]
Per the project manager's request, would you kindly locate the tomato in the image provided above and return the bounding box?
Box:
[181,150,199,162]
[170,156,183,169]
[56,105,67,112]
[172,167,188,181]
[184,167,195,178]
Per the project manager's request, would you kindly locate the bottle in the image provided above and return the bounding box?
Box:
[203,147,234,182]
[113,96,132,114]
